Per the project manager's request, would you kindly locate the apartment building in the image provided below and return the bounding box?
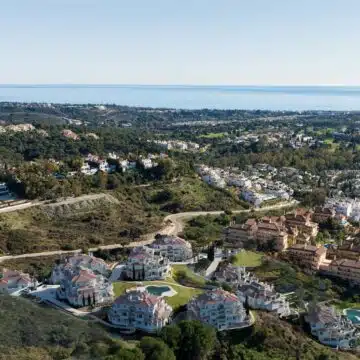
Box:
[305,304,360,349]
[124,246,171,281]
[149,235,193,262]
[51,254,110,284]
[286,244,327,271]
[256,217,289,251]
[0,268,33,294]
[312,206,336,224]
[284,209,319,238]
[188,289,250,331]
[108,287,172,332]
[56,268,114,307]
[320,258,360,284]
[222,219,257,248]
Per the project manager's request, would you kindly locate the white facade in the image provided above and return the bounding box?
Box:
[0,268,33,294]
[108,287,172,332]
[305,305,360,350]
[124,246,171,281]
[149,235,193,262]
[188,289,249,331]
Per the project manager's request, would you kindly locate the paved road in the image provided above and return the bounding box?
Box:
[0,200,297,263]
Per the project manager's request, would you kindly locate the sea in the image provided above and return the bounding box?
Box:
[1,85,360,111]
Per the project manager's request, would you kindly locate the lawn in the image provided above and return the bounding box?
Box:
[230,251,263,267]
[199,132,226,139]
[112,280,203,310]
[172,264,206,287]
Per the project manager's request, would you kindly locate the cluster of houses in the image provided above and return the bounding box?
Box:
[151,139,200,152]
[122,235,193,281]
[197,164,294,207]
[289,133,316,149]
[324,197,360,222]
[0,268,34,294]
[51,254,113,306]
[213,264,291,317]
[223,208,319,252]
[305,304,360,350]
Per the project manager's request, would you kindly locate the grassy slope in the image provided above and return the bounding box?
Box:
[0,295,115,360]
[231,251,263,267]
[225,311,358,360]
[0,191,162,255]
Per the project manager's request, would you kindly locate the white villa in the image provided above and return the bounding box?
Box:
[124,246,171,281]
[51,254,110,284]
[0,268,33,294]
[108,287,173,332]
[214,265,291,317]
[149,235,193,262]
[305,304,360,350]
[56,268,113,307]
[188,288,250,331]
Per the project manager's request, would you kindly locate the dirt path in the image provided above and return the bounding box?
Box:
[0,200,297,263]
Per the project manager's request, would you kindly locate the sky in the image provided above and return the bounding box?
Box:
[1,0,360,85]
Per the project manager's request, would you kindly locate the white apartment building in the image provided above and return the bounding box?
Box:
[124,246,171,281]
[56,268,114,307]
[51,254,110,284]
[188,289,250,331]
[305,304,360,350]
[108,287,173,332]
[0,268,33,294]
[149,235,193,262]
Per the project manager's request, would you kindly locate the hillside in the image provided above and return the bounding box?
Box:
[222,311,358,360]
[0,295,127,360]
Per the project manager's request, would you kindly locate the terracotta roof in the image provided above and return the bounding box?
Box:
[72,269,97,283]
[114,288,161,307]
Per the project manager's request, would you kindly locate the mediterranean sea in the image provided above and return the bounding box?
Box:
[1,85,360,111]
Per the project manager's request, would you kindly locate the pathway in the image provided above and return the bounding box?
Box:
[0,200,298,263]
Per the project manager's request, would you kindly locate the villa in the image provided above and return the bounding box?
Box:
[56,268,113,307]
[187,288,250,331]
[108,287,173,332]
[305,304,360,350]
[51,254,110,284]
[124,246,171,281]
[149,235,193,262]
[0,268,33,294]
[213,264,291,317]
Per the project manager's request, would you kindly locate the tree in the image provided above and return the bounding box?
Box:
[139,337,175,360]
[160,324,181,353]
[176,321,217,360]
[106,347,145,360]
[207,245,215,261]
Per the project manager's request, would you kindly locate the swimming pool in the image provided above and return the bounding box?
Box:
[145,285,177,297]
[146,286,171,296]
[345,309,360,324]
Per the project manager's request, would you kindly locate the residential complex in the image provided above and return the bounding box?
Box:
[108,287,173,332]
[51,254,110,283]
[124,246,171,280]
[213,264,291,317]
[149,235,193,262]
[51,255,113,307]
[223,209,318,251]
[56,268,113,307]
[188,288,250,331]
[286,244,327,271]
[0,268,33,294]
[305,304,360,350]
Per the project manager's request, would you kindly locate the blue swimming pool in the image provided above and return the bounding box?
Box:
[146,286,171,296]
[345,309,360,324]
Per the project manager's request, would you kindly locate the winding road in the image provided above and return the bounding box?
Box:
[0,200,297,263]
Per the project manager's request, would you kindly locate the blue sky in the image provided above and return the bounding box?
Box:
[1,0,359,85]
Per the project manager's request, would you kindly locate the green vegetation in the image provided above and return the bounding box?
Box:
[199,132,226,139]
[147,176,245,212]
[0,190,162,255]
[183,213,231,250]
[0,294,130,360]
[112,281,203,310]
[230,251,263,267]
[171,264,206,288]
